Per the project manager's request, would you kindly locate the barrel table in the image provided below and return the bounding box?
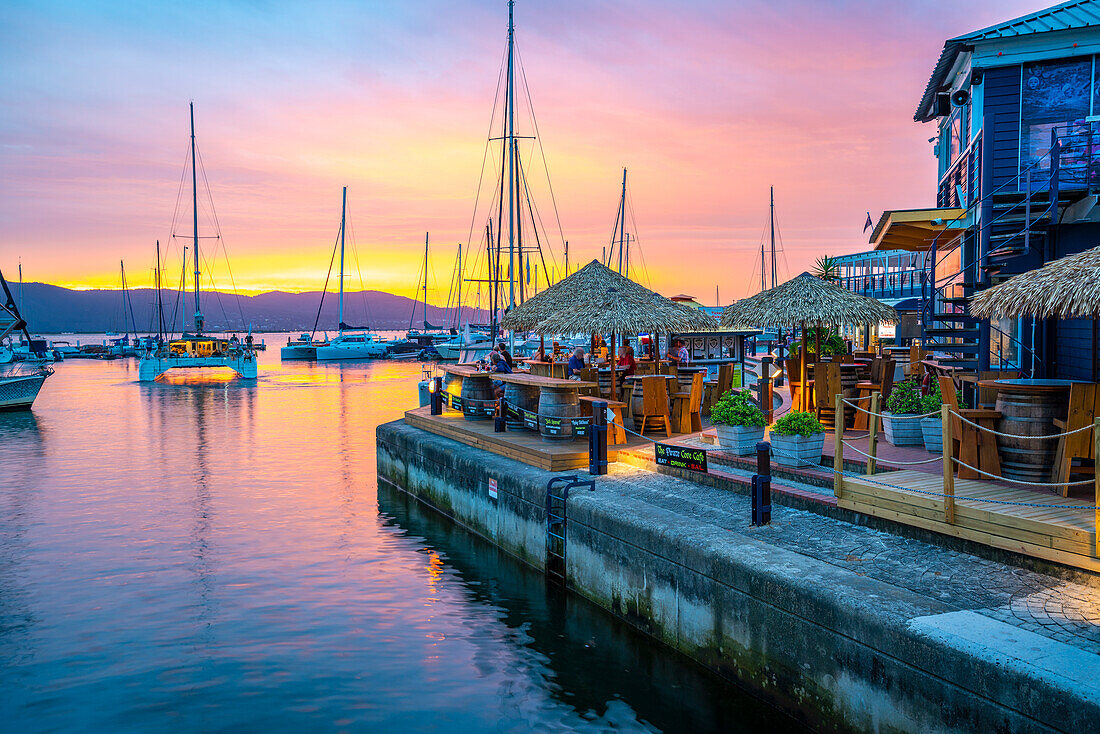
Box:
[495,373,598,442]
[597,367,628,399]
[438,364,496,421]
[977,379,1073,483]
[503,381,539,430]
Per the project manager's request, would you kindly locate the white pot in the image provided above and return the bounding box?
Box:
[715,423,766,456]
[921,416,943,453]
[882,411,925,446]
[770,433,825,468]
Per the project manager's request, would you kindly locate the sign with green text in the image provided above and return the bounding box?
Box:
[654,443,707,473]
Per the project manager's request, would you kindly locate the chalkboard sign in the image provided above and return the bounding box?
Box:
[570,417,590,437]
[522,408,539,430]
[654,443,707,473]
[449,395,464,413]
[542,416,564,435]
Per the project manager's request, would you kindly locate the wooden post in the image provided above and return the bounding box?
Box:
[1094,418,1099,557]
[799,320,808,411]
[942,404,955,524]
[867,391,879,476]
[610,332,617,401]
[834,392,844,498]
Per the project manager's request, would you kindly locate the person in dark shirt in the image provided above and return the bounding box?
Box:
[566,347,586,377]
[489,351,512,398]
[496,342,514,368]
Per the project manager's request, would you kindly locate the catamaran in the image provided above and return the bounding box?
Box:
[0,268,52,410]
[313,188,390,360]
[138,103,257,381]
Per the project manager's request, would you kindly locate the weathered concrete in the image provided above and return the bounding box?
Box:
[377,419,1100,733]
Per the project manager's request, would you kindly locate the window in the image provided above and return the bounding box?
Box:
[1020,58,1092,171]
[990,317,1022,369]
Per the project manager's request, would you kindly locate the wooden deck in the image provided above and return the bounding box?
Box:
[840,470,1099,572]
[404,405,651,472]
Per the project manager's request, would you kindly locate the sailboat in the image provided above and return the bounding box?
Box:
[138,103,258,381]
[0,267,53,410]
[314,188,389,360]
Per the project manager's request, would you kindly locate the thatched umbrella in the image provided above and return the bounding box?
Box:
[720,272,898,410]
[502,260,715,398]
[971,244,1100,320]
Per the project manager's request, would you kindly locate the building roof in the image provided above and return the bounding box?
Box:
[915,0,1100,122]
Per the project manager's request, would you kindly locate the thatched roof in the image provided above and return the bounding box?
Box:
[501,259,716,335]
[719,272,898,327]
[970,244,1100,320]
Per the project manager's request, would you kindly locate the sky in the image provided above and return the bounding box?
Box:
[0,0,1046,305]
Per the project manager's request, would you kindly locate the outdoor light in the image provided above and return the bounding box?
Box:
[430,376,443,415]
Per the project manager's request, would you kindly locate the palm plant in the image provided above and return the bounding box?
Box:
[812,255,841,282]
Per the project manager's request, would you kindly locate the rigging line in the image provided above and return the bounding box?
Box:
[517,147,554,289]
[311,222,343,339]
[772,201,791,282]
[463,43,510,274]
[515,41,567,265]
[624,191,652,287]
[408,250,425,329]
[196,146,246,329]
[199,249,232,330]
[344,201,373,327]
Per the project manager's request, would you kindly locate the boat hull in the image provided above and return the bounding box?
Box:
[138,353,259,381]
[314,343,389,360]
[280,344,317,360]
[0,373,49,410]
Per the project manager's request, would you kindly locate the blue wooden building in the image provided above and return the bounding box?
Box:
[870,0,1100,380]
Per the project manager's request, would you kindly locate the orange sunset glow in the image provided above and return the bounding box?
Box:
[1,0,1043,304]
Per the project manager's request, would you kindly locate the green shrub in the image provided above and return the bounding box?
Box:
[885,379,923,415]
[919,380,943,414]
[771,410,824,436]
[791,326,846,357]
[711,389,765,428]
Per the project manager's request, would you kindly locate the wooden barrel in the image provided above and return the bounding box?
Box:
[538,388,578,441]
[504,382,539,430]
[598,369,612,397]
[460,374,495,421]
[994,389,1069,482]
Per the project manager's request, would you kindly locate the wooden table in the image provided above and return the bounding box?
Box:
[521,359,568,379]
[496,373,597,441]
[437,364,496,420]
[977,379,1074,483]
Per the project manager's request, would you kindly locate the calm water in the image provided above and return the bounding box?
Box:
[1,352,800,733]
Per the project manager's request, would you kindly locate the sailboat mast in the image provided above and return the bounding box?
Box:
[456,242,462,328]
[156,240,164,340]
[617,168,627,274]
[423,232,429,330]
[190,102,202,333]
[769,185,777,290]
[121,260,137,338]
[564,240,569,278]
[625,232,630,279]
[505,0,516,326]
[338,186,347,331]
[760,244,766,294]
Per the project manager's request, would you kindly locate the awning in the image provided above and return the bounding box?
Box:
[878,297,921,311]
[868,207,967,252]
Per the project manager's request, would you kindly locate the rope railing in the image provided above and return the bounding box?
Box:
[951,409,1095,439]
[841,399,940,420]
[949,456,1094,488]
[840,441,942,465]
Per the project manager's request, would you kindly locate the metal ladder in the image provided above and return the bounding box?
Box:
[545,476,594,585]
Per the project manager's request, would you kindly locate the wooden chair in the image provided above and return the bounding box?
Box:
[836,353,855,364]
[813,362,843,429]
[904,344,926,379]
[1052,383,1100,495]
[939,375,1001,481]
[635,375,672,438]
[636,361,656,377]
[785,357,808,410]
[579,395,628,445]
[702,364,735,415]
[578,367,599,397]
[852,358,894,431]
[671,372,704,434]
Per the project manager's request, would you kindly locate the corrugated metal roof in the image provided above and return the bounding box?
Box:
[915,0,1100,122]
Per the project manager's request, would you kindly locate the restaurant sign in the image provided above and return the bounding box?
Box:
[654,443,708,473]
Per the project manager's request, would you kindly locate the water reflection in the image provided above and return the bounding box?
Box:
[0,353,800,733]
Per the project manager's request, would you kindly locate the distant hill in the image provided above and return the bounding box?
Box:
[9,282,487,333]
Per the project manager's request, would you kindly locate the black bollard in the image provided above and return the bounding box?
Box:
[495,397,507,432]
[430,376,443,415]
[751,441,771,526]
[757,355,774,423]
[589,399,608,476]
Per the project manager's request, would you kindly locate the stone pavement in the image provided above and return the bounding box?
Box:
[598,463,1100,653]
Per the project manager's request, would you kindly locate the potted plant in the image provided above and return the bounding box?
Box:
[711,389,766,455]
[919,381,944,453]
[769,411,825,467]
[882,379,925,446]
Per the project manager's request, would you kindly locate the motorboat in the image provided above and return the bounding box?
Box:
[1,268,52,409]
[315,332,390,360]
[281,332,328,360]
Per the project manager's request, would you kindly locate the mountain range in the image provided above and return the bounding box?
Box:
[7,282,487,334]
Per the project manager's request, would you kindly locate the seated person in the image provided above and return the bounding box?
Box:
[566,347,586,378]
[489,351,512,398]
[617,345,636,377]
[496,342,514,368]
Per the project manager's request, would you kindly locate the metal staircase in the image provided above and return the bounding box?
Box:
[920,131,1090,374]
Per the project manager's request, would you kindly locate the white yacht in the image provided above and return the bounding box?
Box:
[1,268,52,409]
[315,332,389,360]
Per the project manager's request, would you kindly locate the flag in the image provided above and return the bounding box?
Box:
[526,257,531,284]
[863,212,873,232]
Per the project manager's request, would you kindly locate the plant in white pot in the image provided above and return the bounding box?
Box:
[769,411,825,467]
[882,379,926,446]
[919,381,951,453]
[711,389,766,455]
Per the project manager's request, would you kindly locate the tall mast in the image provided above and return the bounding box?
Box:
[625,232,630,279]
[486,221,496,339]
[760,243,766,294]
[506,0,516,332]
[617,168,627,274]
[156,240,165,340]
[564,240,569,278]
[769,185,777,290]
[338,186,347,331]
[190,102,203,333]
[423,232,429,330]
[121,260,137,338]
[181,246,188,334]
[456,242,462,328]
[17,260,24,324]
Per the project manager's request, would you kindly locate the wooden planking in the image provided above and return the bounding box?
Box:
[841,469,1098,571]
[405,406,646,472]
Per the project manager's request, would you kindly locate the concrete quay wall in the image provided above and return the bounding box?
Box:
[376,420,1099,733]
